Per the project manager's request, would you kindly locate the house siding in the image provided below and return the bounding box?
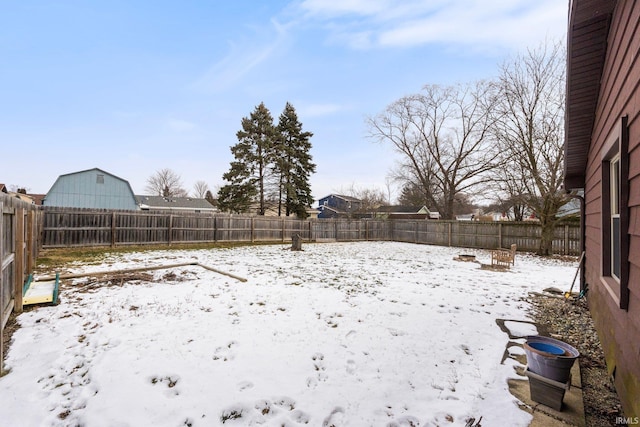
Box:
[581,0,640,417]
[317,195,363,219]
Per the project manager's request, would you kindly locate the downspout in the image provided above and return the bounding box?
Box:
[567,191,586,292]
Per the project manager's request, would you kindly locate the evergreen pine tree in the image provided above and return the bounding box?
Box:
[217,102,276,214]
[204,190,216,207]
[274,102,316,218]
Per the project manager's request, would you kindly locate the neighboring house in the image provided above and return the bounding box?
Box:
[475,212,504,222]
[0,185,44,205]
[305,207,320,220]
[564,0,639,417]
[317,194,363,219]
[241,201,308,218]
[374,205,440,220]
[43,168,138,210]
[10,192,34,204]
[13,189,45,205]
[556,197,581,220]
[136,195,217,213]
[218,199,316,218]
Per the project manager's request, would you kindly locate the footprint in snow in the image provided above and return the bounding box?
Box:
[311,353,328,383]
[237,381,253,391]
[346,359,356,374]
[312,353,326,372]
[322,407,345,427]
[388,328,406,337]
[212,341,238,361]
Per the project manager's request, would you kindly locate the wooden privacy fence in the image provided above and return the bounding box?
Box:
[41,208,392,247]
[390,220,581,256]
[1,193,42,373]
[41,207,580,255]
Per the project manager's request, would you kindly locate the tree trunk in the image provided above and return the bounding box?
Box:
[538,217,555,256]
[291,233,303,251]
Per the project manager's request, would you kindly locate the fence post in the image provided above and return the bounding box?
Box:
[564,225,569,255]
[249,217,254,243]
[168,215,173,246]
[498,223,503,248]
[14,208,25,313]
[448,222,452,246]
[111,211,117,248]
[282,218,286,243]
[26,210,35,274]
[35,209,42,250]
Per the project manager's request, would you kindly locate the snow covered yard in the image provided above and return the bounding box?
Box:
[0,242,576,427]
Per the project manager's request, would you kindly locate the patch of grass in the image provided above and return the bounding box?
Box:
[35,242,277,275]
[220,409,243,423]
[35,248,109,272]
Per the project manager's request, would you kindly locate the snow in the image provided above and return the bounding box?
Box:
[0,242,577,427]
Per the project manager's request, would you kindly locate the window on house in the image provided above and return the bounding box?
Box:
[601,116,629,309]
[96,174,104,184]
[610,155,621,280]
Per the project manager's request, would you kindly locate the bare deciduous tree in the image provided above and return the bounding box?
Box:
[341,184,387,215]
[192,181,210,198]
[492,40,567,255]
[145,168,188,197]
[368,82,501,219]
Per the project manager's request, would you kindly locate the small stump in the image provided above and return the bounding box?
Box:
[291,233,303,251]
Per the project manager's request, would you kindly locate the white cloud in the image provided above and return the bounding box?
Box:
[297,0,567,52]
[379,2,567,50]
[299,0,392,17]
[193,19,291,93]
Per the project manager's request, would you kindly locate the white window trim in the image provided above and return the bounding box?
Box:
[599,115,629,309]
[610,154,620,282]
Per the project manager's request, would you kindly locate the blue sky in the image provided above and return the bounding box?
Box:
[1,1,567,203]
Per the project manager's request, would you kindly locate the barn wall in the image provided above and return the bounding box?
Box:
[44,169,138,210]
